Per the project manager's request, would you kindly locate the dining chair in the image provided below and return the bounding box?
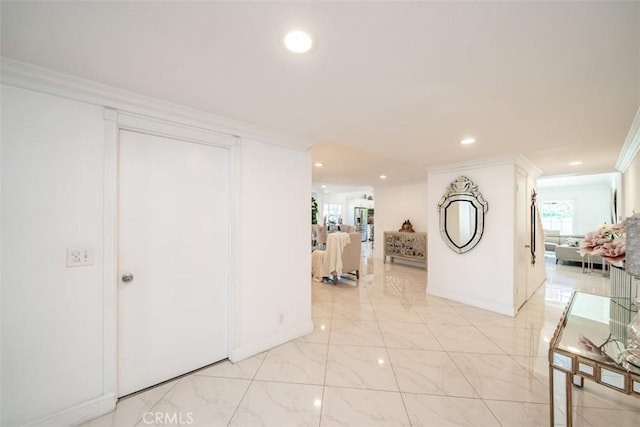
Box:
[316,226,328,250]
[339,232,362,283]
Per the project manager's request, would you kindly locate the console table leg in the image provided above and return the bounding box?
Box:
[550,367,573,426]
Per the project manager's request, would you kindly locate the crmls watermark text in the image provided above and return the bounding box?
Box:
[142,412,194,425]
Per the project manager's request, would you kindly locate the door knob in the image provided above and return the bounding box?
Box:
[122,273,134,283]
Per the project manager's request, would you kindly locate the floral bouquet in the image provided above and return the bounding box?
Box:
[580,213,640,266]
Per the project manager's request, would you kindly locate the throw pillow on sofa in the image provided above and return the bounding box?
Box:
[566,238,580,247]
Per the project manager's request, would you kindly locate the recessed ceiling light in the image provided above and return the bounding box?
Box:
[568,161,583,166]
[379,175,387,179]
[460,138,476,145]
[321,185,327,188]
[284,30,313,53]
[314,162,324,167]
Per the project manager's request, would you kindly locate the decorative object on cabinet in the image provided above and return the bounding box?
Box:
[398,219,415,233]
[437,176,488,254]
[383,231,427,269]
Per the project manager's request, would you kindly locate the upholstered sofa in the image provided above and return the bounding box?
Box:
[543,230,605,265]
[554,245,605,265]
[544,230,582,251]
[544,230,561,251]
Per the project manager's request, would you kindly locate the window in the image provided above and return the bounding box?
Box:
[323,203,342,225]
[540,200,573,235]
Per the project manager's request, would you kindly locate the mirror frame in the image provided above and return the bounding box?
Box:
[437,176,489,254]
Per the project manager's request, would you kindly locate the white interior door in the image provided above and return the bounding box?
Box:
[515,173,528,310]
[118,129,229,397]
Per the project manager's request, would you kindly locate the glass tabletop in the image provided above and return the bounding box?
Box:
[555,292,640,375]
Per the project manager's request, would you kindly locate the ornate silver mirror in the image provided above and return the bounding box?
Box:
[438,176,488,254]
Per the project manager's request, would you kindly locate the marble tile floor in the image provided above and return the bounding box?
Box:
[83,255,639,427]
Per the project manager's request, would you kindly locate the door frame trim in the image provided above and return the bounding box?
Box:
[103,109,237,399]
[514,168,529,312]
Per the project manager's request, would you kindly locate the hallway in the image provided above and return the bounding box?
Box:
[84,254,639,426]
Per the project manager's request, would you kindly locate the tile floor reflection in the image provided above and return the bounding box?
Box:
[83,253,640,426]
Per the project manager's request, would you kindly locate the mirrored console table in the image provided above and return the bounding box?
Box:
[383,231,427,269]
[548,291,640,426]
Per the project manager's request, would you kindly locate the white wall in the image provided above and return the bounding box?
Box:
[1,86,106,426]
[1,84,312,425]
[537,184,614,235]
[373,182,429,260]
[232,139,312,359]
[428,163,517,315]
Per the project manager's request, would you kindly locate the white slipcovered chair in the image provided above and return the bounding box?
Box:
[340,232,362,281]
[311,232,361,285]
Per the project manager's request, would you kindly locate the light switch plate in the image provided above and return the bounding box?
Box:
[67,247,94,267]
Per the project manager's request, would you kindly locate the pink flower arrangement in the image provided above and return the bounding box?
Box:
[580,214,640,265]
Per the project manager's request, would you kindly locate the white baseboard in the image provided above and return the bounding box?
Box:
[23,393,116,427]
[427,287,516,317]
[229,321,314,362]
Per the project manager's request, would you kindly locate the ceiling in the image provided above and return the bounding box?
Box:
[2,1,639,186]
[537,172,617,190]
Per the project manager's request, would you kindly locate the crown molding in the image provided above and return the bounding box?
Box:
[0,57,314,151]
[514,154,543,177]
[428,153,541,176]
[615,107,640,173]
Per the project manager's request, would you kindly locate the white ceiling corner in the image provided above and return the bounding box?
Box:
[1,1,638,187]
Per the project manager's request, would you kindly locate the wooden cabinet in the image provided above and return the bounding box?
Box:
[383,231,427,269]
